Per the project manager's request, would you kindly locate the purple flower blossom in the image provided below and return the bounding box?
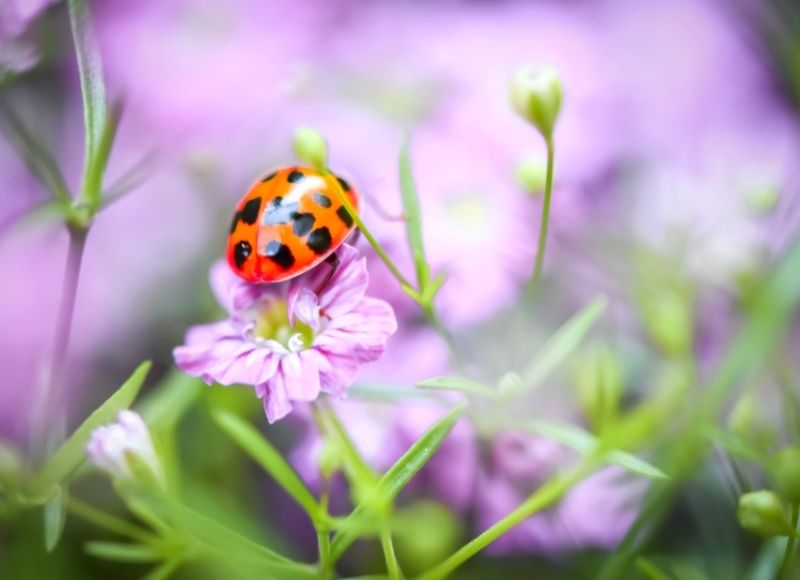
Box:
[475,431,644,554]
[86,410,163,486]
[173,244,397,423]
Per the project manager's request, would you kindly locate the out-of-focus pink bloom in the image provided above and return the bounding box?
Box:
[475,431,643,554]
[173,245,397,422]
[291,398,479,512]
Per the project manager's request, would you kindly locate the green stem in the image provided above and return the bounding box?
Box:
[779,503,800,580]
[419,458,596,580]
[67,496,153,542]
[531,137,555,286]
[380,523,403,580]
[317,481,332,579]
[327,173,414,290]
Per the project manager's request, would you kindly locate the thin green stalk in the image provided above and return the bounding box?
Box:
[380,523,403,580]
[317,481,332,579]
[67,496,153,542]
[779,503,800,580]
[419,457,597,580]
[327,174,414,290]
[532,137,555,286]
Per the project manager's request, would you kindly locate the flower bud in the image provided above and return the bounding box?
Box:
[771,447,800,504]
[293,126,328,172]
[510,65,563,141]
[515,156,547,196]
[394,501,461,573]
[86,411,164,489]
[728,390,775,452]
[738,490,794,537]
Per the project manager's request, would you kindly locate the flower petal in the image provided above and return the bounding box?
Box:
[318,245,369,318]
[289,288,321,331]
[276,351,321,401]
[314,297,397,362]
[257,380,292,424]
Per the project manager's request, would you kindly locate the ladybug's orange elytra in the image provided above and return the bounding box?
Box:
[227,166,359,283]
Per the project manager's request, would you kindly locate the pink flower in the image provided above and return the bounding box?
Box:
[173,244,397,423]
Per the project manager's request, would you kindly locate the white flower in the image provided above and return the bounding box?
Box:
[86,411,164,487]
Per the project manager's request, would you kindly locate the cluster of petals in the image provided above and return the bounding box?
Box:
[173,245,397,422]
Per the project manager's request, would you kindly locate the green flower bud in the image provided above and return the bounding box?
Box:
[515,156,547,196]
[293,126,328,172]
[574,343,622,434]
[771,447,800,504]
[738,490,794,537]
[318,438,341,481]
[394,501,461,573]
[510,65,563,141]
[727,391,776,452]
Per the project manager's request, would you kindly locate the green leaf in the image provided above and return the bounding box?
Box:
[34,361,151,496]
[317,405,379,491]
[349,383,443,402]
[635,557,671,580]
[212,410,320,521]
[517,296,607,393]
[522,420,668,480]
[416,376,495,398]
[132,492,315,578]
[44,485,67,552]
[705,426,768,465]
[68,0,107,164]
[399,139,431,290]
[142,557,184,580]
[0,101,71,203]
[138,371,204,432]
[85,541,163,563]
[330,405,464,561]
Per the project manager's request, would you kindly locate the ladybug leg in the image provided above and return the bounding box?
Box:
[314,252,341,297]
[363,193,405,222]
[347,228,361,246]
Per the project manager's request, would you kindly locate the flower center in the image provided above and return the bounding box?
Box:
[253,299,315,349]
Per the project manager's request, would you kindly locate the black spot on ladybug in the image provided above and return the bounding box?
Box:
[312,192,332,208]
[336,205,354,228]
[261,171,277,183]
[264,240,295,270]
[307,227,332,254]
[264,196,300,225]
[233,240,251,269]
[336,176,351,192]
[287,170,304,183]
[291,212,316,237]
[239,197,261,225]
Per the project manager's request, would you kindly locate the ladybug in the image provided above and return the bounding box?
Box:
[227,166,359,284]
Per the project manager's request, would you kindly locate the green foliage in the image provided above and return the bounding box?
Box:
[212,410,321,522]
[34,361,151,497]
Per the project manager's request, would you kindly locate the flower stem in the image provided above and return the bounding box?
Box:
[327,173,414,290]
[380,523,403,580]
[35,228,88,447]
[531,136,555,286]
[66,496,153,543]
[779,503,800,580]
[317,480,332,579]
[418,457,596,580]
